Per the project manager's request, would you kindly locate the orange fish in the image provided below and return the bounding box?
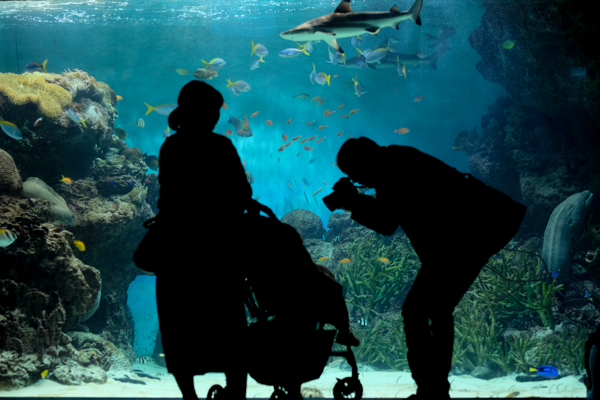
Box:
[414,95,426,102]
[395,127,410,134]
[311,96,321,102]
[317,125,328,130]
[333,74,338,78]
[337,130,344,136]
[315,137,325,143]
[306,120,315,126]
[317,97,326,106]
[243,159,247,167]
[278,144,284,152]
[340,115,349,118]
[224,129,233,136]
[282,134,288,141]
[287,118,292,125]
[222,102,228,109]
[303,146,314,151]
[349,109,360,115]
[307,135,317,141]
[300,138,309,143]
[116,95,123,101]
[292,135,302,141]
[266,120,273,126]
[323,108,331,116]
[338,103,344,110]
[284,142,293,148]
[251,111,259,118]
[325,111,335,117]
[347,135,353,140]
[244,115,250,130]
[333,163,338,167]
[60,175,72,185]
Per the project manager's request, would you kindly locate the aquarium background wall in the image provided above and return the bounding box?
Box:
[1,0,599,397]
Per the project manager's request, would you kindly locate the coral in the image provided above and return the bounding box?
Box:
[0,147,22,197]
[22,177,74,226]
[281,209,326,240]
[0,72,72,118]
[119,147,143,164]
[121,185,148,208]
[452,126,479,156]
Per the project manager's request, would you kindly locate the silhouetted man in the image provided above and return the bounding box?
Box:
[325,137,526,400]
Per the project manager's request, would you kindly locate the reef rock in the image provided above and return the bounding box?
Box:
[281,209,326,240]
[0,147,22,197]
[67,332,133,375]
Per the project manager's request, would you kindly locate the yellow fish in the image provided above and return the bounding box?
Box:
[171,67,189,75]
[60,175,72,185]
[0,228,17,248]
[339,258,352,264]
[502,40,515,50]
[116,95,123,101]
[74,240,85,251]
[317,256,329,262]
[41,370,48,379]
[505,392,520,398]
[378,257,390,264]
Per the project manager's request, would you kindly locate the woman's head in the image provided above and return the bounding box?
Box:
[168,81,224,131]
[336,137,381,186]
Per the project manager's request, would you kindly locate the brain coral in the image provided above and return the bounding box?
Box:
[0,72,72,118]
[0,147,22,197]
[22,177,74,226]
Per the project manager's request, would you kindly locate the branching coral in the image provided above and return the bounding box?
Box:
[0,72,72,118]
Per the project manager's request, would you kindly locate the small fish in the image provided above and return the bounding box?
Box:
[317,125,328,130]
[0,120,23,140]
[529,365,558,377]
[551,269,560,278]
[352,74,366,97]
[251,41,269,58]
[110,181,116,186]
[307,135,317,141]
[34,118,43,127]
[311,187,323,196]
[245,170,254,184]
[323,108,331,115]
[292,135,302,141]
[414,95,426,102]
[349,109,360,115]
[164,127,171,138]
[337,130,344,136]
[502,40,515,49]
[351,35,363,47]
[68,108,87,128]
[357,318,368,326]
[60,175,72,185]
[136,118,145,128]
[339,258,351,264]
[25,59,48,73]
[294,177,297,186]
[41,370,49,379]
[287,118,292,125]
[250,59,265,70]
[416,51,427,58]
[317,256,329,262]
[114,127,127,140]
[282,134,288,141]
[287,181,293,190]
[201,58,226,69]
[284,142,292,148]
[266,120,273,126]
[322,180,328,186]
[143,153,159,171]
[378,257,390,264]
[137,357,148,364]
[586,291,594,302]
[297,152,302,157]
[340,115,349,119]
[303,146,314,151]
[292,94,310,100]
[278,144,284,152]
[192,68,219,80]
[311,96,321,102]
[315,137,325,143]
[129,181,135,187]
[116,95,123,101]
[338,103,344,110]
[395,127,410,134]
[315,72,331,86]
[251,111,259,118]
[222,102,228,110]
[144,103,177,116]
[0,229,17,248]
[505,392,520,398]
[333,74,338,78]
[226,78,251,92]
[317,97,326,106]
[306,120,315,126]
[300,138,309,144]
[74,240,85,251]
[171,67,189,75]
[402,64,407,79]
[325,111,335,117]
[279,47,309,57]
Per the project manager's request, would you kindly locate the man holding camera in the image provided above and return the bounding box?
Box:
[324,137,527,400]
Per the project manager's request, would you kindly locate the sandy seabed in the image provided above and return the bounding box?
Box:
[0,361,587,398]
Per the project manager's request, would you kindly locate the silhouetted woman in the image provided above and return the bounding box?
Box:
[156,81,250,400]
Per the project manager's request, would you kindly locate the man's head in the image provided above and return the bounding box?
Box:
[336,137,381,187]
[168,81,224,131]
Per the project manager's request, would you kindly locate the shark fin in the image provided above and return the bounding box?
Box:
[334,0,353,14]
[325,37,343,54]
[390,5,399,12]
[409,0,423,26]
[365,26,380,35]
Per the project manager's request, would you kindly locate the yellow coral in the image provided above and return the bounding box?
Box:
[0,72,72,118]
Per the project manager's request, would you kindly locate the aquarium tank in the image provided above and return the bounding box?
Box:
[1,0,599,398]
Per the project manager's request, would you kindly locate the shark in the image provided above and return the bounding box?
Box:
[279,0,423,55]
[340,47,446,70]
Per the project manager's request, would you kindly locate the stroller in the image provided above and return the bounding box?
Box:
[207,274,364,400]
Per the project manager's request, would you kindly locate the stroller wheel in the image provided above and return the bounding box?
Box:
[333,377,363,400]
[207,384,226,400]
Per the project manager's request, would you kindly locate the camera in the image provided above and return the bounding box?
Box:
[322,177,364,212]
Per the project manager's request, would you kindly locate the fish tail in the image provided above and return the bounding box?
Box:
[259,57,265,63]
[251,40,255,56]
[144,103,156,116]
[408,0,423,26]
[303,48,310,56]
[81,119,87,128]
[41,59,48,73]
[213,69,219,76]
[428,50,444,70]
[226,78,233,88]
[356,47,362,55]
[201,59,209,68]
[326,75,331,86]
